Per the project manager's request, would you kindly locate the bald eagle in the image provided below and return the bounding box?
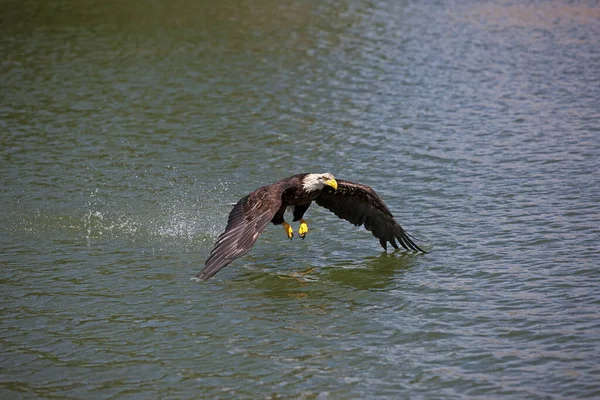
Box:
[195,173,424,280]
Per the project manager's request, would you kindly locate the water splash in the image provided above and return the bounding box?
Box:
[4,172,234,251]
[82,209,140,245]
[78,175,232,248]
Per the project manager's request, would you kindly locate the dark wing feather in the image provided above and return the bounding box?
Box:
[315,179,424,252]
[195,188,282,280]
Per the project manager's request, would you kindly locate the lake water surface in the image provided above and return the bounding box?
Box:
[1,1,599,398]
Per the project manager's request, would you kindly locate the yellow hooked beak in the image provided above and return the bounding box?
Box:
[325,178,338,190]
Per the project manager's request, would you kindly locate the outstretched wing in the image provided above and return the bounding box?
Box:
[315,179,424,252]
[195,188,282,280]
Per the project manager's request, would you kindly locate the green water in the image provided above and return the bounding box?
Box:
[2,1,599,398]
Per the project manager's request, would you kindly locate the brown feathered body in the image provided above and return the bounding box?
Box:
[195,173,423,280]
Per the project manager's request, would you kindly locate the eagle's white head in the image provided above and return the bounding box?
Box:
[302,172,338,192]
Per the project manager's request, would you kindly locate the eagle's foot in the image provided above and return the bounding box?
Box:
[298,219,308,239]
[282,222,293,240]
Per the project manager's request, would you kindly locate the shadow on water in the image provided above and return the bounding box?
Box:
[218,251,421,298]
[323,252,420,290]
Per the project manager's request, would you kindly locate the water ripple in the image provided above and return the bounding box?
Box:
[2,0,600,398]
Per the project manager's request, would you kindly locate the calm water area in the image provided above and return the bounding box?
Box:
[1,1,599,398]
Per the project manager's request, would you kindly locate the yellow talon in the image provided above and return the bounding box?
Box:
[298,219,308,239]
[282,222,293,240]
